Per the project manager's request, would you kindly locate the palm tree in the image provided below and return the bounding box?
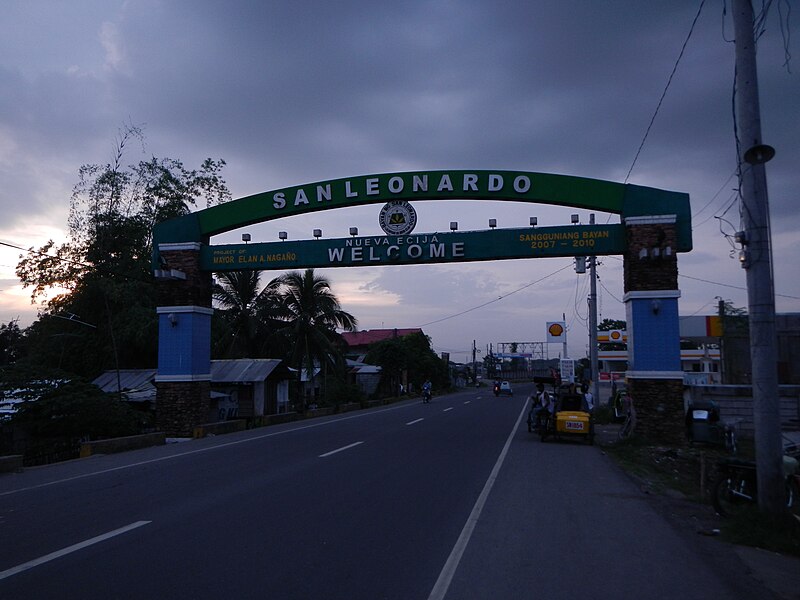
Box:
[212,270,281,358]
[272,269,357,408]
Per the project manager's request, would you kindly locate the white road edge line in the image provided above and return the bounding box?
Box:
[0,520,152,581]
[443,407,453,412]
[319,441,364,458]
[427,397,529,600]
[406,418,425,426]
[463,401,471,404]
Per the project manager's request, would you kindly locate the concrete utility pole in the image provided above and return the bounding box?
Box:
[732,0,784,514]
[588,214,600,405]
[472,339,477,385]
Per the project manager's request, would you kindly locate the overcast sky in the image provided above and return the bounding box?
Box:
[1,0,798,362]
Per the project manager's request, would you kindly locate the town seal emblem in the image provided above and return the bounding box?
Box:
[378,200,417,235]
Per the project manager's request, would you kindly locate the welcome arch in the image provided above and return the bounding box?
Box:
[153,170,692,441]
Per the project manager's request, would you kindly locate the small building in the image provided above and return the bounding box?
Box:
[347,359,381,397]
[92,359,292,421]
[596,313,800,385]
[341,328,423,361]
[211,359,291,418]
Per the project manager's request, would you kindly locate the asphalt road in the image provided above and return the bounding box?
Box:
[0,384,773,599]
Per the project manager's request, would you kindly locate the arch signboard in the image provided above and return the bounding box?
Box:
[153,170,692,263]
[153,169,692,443]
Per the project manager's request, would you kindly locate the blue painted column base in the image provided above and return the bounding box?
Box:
[155,306,213,436]
[156,306,212,381]
[624,290,682,375]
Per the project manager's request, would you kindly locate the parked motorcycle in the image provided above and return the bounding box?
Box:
[712,455,800,518]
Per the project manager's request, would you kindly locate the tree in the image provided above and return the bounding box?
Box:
[0,320,22,365]
[15,125,231,378]
[365,336,408,397]
[598,318,626,331]
[212,270,283,359]
[365,331,448,396]
[272,269,358,408]
[12,380,142,441]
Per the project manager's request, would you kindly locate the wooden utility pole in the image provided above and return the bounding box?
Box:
[732,0,784,514]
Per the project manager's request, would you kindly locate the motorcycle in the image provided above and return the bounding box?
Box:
[422,389,432,403]
[712,455,800,518]
[493,383,500,397]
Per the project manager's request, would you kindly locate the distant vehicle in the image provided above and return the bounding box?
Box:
[499,381,513,396]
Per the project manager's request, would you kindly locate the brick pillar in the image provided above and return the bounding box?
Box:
[155,381,211,437]
[623,216,685,445]
[155,243,213,437]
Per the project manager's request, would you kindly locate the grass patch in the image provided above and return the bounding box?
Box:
[720,508,800,556]
[601,434,800,557]
[603,436,725,500]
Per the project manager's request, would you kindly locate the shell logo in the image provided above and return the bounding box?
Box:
[609,330,622,341]
[548,323,564,337]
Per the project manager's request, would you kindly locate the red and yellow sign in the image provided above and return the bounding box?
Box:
[547,321,566,342]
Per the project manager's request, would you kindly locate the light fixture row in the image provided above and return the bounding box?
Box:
[241,214,589,241]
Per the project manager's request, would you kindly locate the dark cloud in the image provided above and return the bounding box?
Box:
[1,0,797,348]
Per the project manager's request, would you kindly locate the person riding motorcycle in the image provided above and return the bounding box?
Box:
[422,379,432,403]
[528,383,552,431]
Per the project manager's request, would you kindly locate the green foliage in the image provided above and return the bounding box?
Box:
[0,320,22,365]
[4,368,143,441]
[365,331,448,394]
[0,364,72,402]
[598,318,626,331]
[14,125,231,379]
[325,379,365,407]
[212,270,284,359]
[482,352,501,378]
[272,269,358,381]
[719,300,749,336]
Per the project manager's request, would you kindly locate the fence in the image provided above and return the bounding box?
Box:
[685,384,800,438]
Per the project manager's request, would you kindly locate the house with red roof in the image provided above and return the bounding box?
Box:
[340,328,423,360]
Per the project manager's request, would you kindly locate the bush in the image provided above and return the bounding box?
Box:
[12,380,143,441]
[325,380,365,408]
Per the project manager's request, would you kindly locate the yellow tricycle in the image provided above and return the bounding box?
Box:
[540,386,594,445]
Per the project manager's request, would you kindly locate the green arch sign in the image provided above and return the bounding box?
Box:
[153,170,692,269]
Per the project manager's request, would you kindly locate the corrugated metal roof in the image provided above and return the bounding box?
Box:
[210,359,283,383]
[346,358,381,374]
[93,369,157,393]
[92,360,286,393]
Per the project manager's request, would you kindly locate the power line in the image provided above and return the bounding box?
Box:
[679,297,718,318]
[625,0,707,183]
[419,262,573,327]
[680,273,800,300]
[0,239,90,270]
[598,278,623,304]
[691,169,738,222]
